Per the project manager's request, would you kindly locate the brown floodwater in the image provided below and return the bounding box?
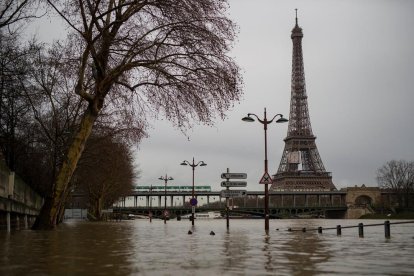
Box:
[1,219,414,275]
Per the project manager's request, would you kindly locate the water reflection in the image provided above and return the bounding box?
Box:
[262,235,274,273]
[278,226,332,275]
[221,227,249,273]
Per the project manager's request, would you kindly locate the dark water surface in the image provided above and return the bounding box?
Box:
[1,219,414,275]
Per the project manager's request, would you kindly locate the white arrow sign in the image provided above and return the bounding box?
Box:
[221,173,247,179]
[220,190,247,198]
[221,181,247,187]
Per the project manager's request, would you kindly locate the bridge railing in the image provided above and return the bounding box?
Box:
[287,220,414,239]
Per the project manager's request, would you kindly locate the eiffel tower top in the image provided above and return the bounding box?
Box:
[291,9,303,38]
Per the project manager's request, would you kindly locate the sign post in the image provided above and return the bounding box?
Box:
[225,169,230,229]
[220,169,247,230]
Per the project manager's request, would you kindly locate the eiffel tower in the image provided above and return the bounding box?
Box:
[271,12,336,191]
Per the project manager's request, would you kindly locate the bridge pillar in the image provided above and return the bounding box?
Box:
[170,196,173,207]
[318,195,321,206]
[305,195,308,207]
[244,196,247,207]
[330,195,333,206]
[256,195,259,208]
[146,196,149,207]
[182,196,185,206]
[293,195,296,207]
[207,196,210,205]
[158,196,161,207]
[281,195,284,207]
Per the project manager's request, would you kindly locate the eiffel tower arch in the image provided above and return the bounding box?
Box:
[271,13,336,191]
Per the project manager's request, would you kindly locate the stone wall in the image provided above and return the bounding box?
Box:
[345,184,381,206]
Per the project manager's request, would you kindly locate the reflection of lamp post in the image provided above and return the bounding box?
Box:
[242,108,288,233]
[180,157,207,226]
[159,174,173,224]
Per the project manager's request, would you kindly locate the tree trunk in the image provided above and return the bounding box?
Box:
[32,108,98,229]
[96,197,103,220]
[90,196,103,221]
[56,185,73,225]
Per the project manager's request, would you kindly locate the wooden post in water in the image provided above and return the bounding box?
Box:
[358,223,364,238]
[384,220,391,239]
[336,225,341,236]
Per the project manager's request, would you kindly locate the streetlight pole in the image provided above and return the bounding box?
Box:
[242,108,288,233]
[149,185,153,223]
[180,157,207,226]
[159,174,173,224]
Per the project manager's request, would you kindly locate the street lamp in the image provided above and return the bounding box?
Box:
[242,108,288,233]
[159,174,173,224]
[180,157,207,226]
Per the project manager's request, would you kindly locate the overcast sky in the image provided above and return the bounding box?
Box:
[29,0,414,193]
[134,0,414,192]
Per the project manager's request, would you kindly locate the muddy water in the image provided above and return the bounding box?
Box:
[1,219,413,275]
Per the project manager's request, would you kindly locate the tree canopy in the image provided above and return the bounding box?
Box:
[25,0,243,229]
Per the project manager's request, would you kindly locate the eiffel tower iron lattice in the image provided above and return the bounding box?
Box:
[271,12,336,191]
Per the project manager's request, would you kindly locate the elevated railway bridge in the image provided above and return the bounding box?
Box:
[114,190,349,219]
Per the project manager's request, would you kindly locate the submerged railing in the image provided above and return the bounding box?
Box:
[286,220,414,238]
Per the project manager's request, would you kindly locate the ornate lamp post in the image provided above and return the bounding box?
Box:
[159,174,173,224]
[242,108,288,233]
[180,158,207,226]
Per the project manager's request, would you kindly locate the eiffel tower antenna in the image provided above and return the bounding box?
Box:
[271,14,336,191]
[295,9,298,25]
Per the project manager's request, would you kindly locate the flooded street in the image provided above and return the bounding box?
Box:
[1,219,414,275]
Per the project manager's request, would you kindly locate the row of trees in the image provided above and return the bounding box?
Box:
[1,0,243,229]
[377,160,414,209]
[1,21,141,222]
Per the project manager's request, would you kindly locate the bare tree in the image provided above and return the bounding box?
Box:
[22,40,144,211]
[0,32,33,171]
[73,135,137,220]
[377,160,414,208]
[32,0,242,229]
[0,0,42,32]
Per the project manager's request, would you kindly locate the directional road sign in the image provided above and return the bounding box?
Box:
[221,173,247,179]
[221,181,247,187]
[220,189,247,198]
